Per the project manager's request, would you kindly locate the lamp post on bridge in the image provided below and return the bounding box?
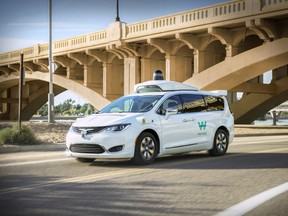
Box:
[115,0,120,21]
[48,0,55,123]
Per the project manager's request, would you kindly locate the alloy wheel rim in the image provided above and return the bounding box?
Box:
[216,132,227,152]
[140,137,155,161]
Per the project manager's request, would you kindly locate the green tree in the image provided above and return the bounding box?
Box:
[80,104,88,114]
[38,103,48,116]
[37,99,97,117]
[60,99,75,115]
[86,104,96,115]
[54,104,61,115]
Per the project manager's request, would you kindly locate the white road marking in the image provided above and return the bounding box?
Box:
[0,158,70,167]
[215,182,288,216]
[0,152,65,161]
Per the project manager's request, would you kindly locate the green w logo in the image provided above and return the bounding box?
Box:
[198,121,207,130]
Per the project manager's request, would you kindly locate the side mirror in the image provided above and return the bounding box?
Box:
[165,107,177,120]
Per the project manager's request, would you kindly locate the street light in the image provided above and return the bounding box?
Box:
[48,0,55,123]
[115,0,120,21]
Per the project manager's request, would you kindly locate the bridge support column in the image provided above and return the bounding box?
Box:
[272,65,288,81]
[9,86,18,120]
[193,50,205,74]
[67,67,76,80]
[165,55,192,82]
[226,45,239,58]
[83,65,98,89]
[270,110,282,126]
[140,58,165,81]
[23,85,29,100]
[0,90,9,119]
[272,110,277,126]
[93,62,104,94]
[140,58,151,81]
[227,92,238,105]
[103,62,124,100]
[124,57,140,95]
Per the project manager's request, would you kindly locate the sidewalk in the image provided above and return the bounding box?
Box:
[0,143,66,153]
[234,124,288,137]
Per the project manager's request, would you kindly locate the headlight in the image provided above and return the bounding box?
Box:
[102,124,131,132]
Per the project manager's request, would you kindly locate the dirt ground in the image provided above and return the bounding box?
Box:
[0,121,287,145]
[0,122,71,145]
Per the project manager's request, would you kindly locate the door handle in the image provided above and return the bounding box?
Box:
[183,118,195,122]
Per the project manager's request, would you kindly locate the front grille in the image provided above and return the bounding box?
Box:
[72,126,105,134]
[70,144,105,154]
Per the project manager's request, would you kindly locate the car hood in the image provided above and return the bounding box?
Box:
[72,113,142,127]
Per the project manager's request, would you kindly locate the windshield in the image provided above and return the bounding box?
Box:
[100,95,163,113]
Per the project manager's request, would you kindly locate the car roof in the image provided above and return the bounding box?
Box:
[134,80,198,93]
[129,90,226,98]
[128,92,167,97]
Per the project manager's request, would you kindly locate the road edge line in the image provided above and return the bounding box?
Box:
[214,182,288,216]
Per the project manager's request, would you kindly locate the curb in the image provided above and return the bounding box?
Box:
[235,133,288,137]
[0,143,65,154]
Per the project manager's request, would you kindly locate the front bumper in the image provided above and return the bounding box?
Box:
[65,128,138,159]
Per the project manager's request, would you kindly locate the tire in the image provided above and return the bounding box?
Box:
[76,158,95,163]
[209,129,229,156]
[133,132,158,165]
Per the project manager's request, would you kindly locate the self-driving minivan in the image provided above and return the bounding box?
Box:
[66,79,234,165]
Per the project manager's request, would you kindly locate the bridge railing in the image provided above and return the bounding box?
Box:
[125,0,247,38]
[0,0,287,65]
[0,29,108,64]
[125,0,288,38]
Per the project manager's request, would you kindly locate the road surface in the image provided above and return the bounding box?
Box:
[0,135,287,216]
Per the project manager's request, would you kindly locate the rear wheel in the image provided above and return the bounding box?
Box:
[76,158,95,163]
[133,132,158,165]
[209,129,229,156]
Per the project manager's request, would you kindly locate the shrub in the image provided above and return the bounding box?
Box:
[0,125,38,145]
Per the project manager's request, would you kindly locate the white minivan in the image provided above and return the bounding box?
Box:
[66,79,234,165]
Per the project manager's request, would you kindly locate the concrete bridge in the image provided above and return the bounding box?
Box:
[0,0,288,123]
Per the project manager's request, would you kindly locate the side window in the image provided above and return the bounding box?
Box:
[157,95,182,115]
[204,95,224,111]
[181,94,207,113]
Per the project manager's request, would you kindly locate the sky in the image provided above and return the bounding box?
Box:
[0,0,230,104]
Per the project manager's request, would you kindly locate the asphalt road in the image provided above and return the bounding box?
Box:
[0,135,287,216]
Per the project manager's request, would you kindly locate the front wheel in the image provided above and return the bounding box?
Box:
[209,129,229,156]
[133,132,158,165]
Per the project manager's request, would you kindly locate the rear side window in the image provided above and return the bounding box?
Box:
[181,94,206,113]
[204,95,224,111]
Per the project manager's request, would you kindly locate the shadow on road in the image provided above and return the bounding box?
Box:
[88,152,288,170]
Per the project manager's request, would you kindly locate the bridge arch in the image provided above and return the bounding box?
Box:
[237,34,263,54]
[184,38,288,123]
[0,73,111,120]
[232,76,288,123]
[184,38,288,90]
[203,40,226,70]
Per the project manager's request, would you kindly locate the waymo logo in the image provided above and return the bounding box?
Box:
[198,121,207,130]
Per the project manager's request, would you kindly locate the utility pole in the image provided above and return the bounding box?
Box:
[18,53,24,131]
[48,0,55,123]
[115,0,120,21]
